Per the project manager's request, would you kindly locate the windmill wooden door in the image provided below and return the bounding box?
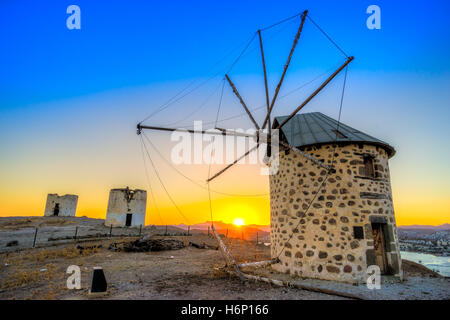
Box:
[371,223,388,274]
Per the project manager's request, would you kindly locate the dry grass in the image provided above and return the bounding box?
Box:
[0,217,76,231]
[24,279,69,300]
[2,245,100,265]
[37,218,76,227]
[1,263,57,289]
[25,279,69,300]
[0,245,100,292]
[207,264,231,280]
[0,218,35,230]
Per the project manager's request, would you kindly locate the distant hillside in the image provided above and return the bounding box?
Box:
[174,221,270,241]
[398,224,450,241]
[398,223,450,231]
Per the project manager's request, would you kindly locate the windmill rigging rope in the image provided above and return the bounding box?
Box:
[160,80,224,127]
[140,10,303,126]
[142,129,269,197]
[275,65,348,260]
[175,63,340,130]
[139,32,260,124]
[215,79,226,125]
[140,72,224,124]
[140,132,191,224]
[226,17,298,75]
[206,79,225,226]
[137,11,351,252]
[142,23,287,128]
[259,11,304,31]
[226,32,257,74]
[140,31,259,124]
[306,15,348,58]
[139,11,347,125]
[140,136,165,225]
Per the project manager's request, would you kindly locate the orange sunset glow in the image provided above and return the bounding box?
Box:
[0,2,449,230]
[233,218,245,226]
[0,135,449,228]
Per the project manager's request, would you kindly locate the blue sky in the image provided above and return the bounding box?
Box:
[1,0,449,107]
[0,0,449,225]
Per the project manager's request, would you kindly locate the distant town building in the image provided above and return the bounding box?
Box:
[269,112,403,283]
[437,240,448,246]
[105,187,146,227]
[44,194,78,217]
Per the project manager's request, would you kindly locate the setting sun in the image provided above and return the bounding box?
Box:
[233,217,245,226]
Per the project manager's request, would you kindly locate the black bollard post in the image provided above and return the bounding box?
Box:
[89,267,108,296]
[74,227,78,243]
[32,227,38,248]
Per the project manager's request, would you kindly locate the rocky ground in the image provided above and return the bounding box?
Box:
[0,217,448,300]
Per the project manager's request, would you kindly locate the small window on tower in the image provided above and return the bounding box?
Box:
[363,155,375,178]
[353,226,364,239]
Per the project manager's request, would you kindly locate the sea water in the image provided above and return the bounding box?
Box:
[400,251,450,277]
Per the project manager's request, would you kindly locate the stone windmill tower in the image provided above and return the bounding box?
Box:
[136,10,402,283]
[105,187,147,228]
[269,112,402,283]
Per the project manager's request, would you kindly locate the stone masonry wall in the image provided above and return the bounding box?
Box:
[269,143,402,283]
[105,188,146,227]
[44,194,78,217]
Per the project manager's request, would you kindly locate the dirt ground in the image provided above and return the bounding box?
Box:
[0,217,448,300]
[0,234,340,300]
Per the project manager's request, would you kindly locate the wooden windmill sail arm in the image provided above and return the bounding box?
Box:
[206,143,260,182]
[262,10,308,130]
[214,127,258,139]
[137,124,257,139]
[210,224,247,281]
[276,56,354,130]
[225,74,260,130]
[238,258,279,268]
[279,141,334,172]
[258,29,271,135]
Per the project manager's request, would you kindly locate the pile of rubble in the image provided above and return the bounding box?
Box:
[109,238,185,252]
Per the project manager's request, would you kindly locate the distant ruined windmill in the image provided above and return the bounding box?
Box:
[137,10,403,285]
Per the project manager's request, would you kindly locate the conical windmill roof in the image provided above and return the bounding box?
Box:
[273,112,395,158]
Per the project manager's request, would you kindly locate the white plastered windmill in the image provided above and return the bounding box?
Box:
[137,10,354,283]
